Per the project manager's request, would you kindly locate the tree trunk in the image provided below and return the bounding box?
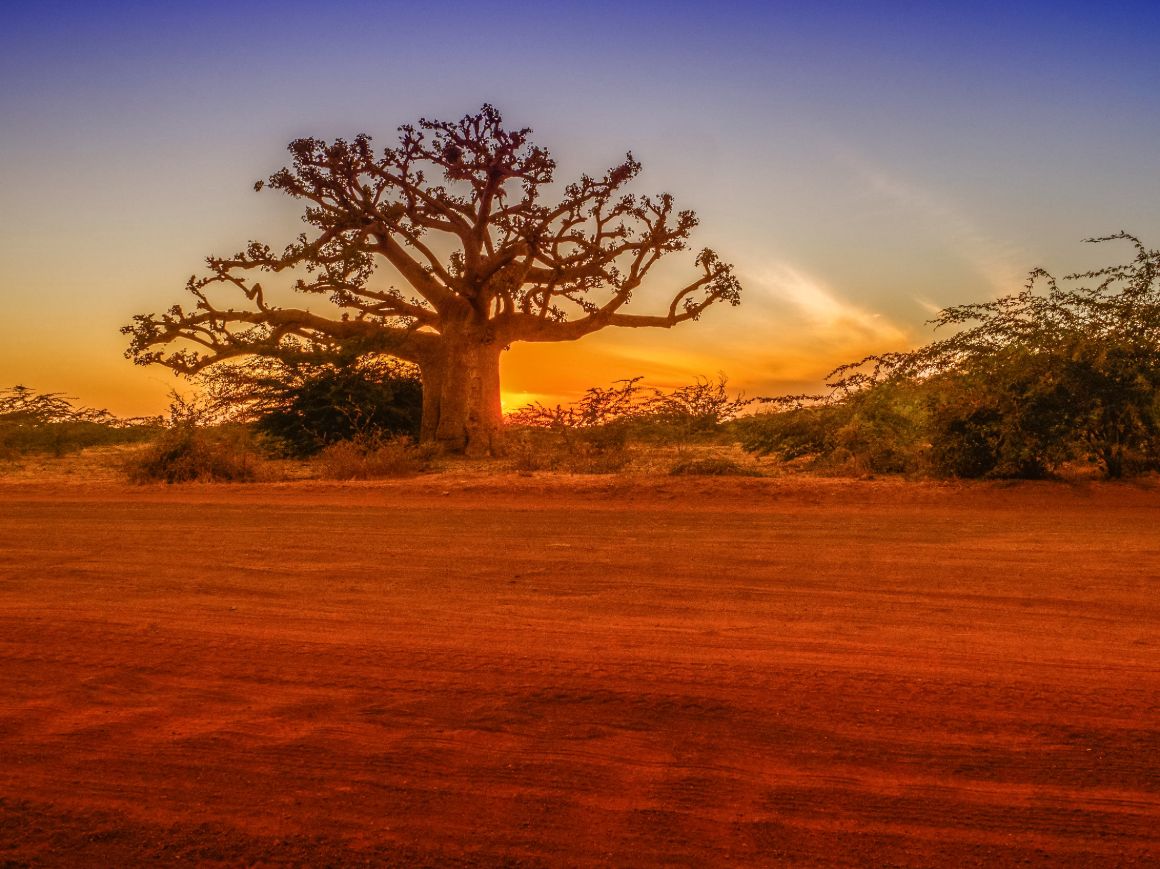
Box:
[418,337,503,456]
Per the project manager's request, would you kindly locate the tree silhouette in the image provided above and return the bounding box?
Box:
[124,105,741,454]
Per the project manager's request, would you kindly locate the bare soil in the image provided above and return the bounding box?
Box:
[0,473,1157,866]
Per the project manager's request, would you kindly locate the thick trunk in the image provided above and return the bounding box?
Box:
[418,337,503,456]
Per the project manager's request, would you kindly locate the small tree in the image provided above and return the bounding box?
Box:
[124,105,741,455]
[896,234,1160,477]
[1,386,88,425]
[743,234,1160,478]
[648,374,755,437]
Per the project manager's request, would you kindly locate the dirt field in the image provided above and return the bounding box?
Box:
[0,473,1157,866]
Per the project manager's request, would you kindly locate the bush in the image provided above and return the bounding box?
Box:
[314,435,431,480]
[830,383,929,475]
[505,375,753,471]
[0,419,156,460]
[736,404,838,462]
[505,427,633,474]
[202,355,423,457]
[740,381,928,476]
[643,375,756,442]
[743,234,1160,479]
[125,425,260,483]
[123,392,263,483]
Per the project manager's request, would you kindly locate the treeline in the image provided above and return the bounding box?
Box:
[740,233,1160,479]
[9,234,1158,483]
[0,385,156,459]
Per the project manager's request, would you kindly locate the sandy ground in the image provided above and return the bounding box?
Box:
[0,473,1157,866]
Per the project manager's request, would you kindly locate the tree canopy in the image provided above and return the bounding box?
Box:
[124,105,741,455]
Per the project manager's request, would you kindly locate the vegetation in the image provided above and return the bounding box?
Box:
[506,375,754,473]
[123,394,263,483]
[26,229,1160,484]
[0,385,155,460]
[742,234,1160,479]
[124,105,741,456]
[314,435,433,480]
[200,353,423,457]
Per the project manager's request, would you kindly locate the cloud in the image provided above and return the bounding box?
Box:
[835,148,1030,295]
[747,261,911,350]
[500,260,916,408]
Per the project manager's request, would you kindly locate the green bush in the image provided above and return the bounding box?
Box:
[740,381,928,476]
[202,355,423,457]
[737,404,838,463]
[746,235,1160,480]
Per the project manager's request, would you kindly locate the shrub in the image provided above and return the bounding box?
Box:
[505,427,633,474]
[744,234,1160,479]
[740,381,928,476]
[644,374,755,441]
[736,404,839,462]
[124,392,262,483]
[506,375,753,471]
[829,382,929,475]
[314,435,431,480]
[201,354,423,457]
[126,425,260,483]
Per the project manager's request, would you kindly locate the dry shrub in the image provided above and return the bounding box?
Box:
[125,426,261,483]
[314,435,430,480]
[505,427,633,474]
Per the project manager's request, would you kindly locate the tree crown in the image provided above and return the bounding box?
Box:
[124,104,741,374]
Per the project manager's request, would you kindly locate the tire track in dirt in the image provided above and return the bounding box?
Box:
[0,479,1157,865]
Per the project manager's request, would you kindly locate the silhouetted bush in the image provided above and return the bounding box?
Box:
[202,354,423,457]
[506,375,752,472]
[124,393,261,483]
[126,426,260,483]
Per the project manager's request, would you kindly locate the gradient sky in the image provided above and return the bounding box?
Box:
[3,1,1159,416]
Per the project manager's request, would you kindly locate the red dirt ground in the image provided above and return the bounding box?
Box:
[0,475,1157,866]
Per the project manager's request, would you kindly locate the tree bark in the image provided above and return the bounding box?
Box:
[417,336,504,456]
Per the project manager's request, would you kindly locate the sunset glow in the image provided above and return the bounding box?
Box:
[2,2,1158,415]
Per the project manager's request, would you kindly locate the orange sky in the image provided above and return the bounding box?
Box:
[2,3,1158,417]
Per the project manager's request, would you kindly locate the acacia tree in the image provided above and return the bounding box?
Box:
[124,105,741,455]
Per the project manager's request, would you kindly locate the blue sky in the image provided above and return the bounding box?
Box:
[2,1,1158,413]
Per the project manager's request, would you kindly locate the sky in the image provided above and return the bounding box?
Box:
[2,1,1159,416]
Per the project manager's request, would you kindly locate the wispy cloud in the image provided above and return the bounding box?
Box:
[748,261,911,350]
[835,149,1030,295]
[502,260,916,407]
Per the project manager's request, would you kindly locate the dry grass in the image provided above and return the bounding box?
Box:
[313,436,433,480]
[0,434,847,486]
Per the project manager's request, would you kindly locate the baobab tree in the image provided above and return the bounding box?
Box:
[124,105,742,454]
